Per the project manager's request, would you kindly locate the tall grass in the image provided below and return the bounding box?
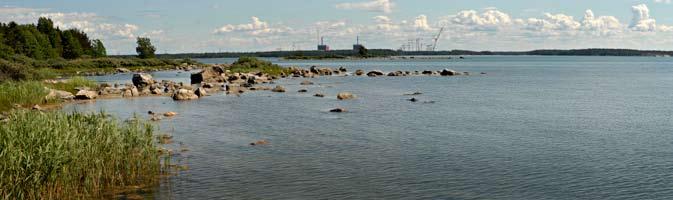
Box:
[46,77,99,94]
[0,81,50,112]
[0,110,161,199]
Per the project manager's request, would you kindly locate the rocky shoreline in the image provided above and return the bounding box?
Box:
[41,64,481,110]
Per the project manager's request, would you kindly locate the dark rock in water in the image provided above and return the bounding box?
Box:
[330,108,347,113]
[338,67,347,72]
[440,69,457,76]
[250,140,269,146]
[355,69,365,76]
[459,56,465,59]
[367,70,384,77]
[408,98,418,102]
[481,72,487,75]
[314,93,325,98]
[404,92,423,96]
[298,89,308,93]
[195,87,209,97]
[423,101,436,104]
[422,70,434,75]
[191,66,225,84]
[272,85,286,93]
[132,73,154,89]
[148,111,155,115]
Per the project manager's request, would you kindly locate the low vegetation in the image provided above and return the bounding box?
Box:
[0,110,162,200]
[46,76,98,94]
[0,81,52,112]
[229,57,289,76]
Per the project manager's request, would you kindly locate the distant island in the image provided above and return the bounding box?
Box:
[122,48,673,60]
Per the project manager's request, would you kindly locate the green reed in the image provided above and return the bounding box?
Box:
[0,110,162,199]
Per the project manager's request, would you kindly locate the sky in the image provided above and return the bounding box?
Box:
[2,0,673,54]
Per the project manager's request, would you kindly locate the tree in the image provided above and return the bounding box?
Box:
[61,31,83,59]
[91,39,106,57]
[357,45,368,57]
[135,37,156,59]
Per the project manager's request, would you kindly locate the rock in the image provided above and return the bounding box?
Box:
[408,98,418,102]
[151,88,163,95]
[300,80,314,85]
[355,69,365,76]
[298,89,308,93]
[338,67,347,72]
[191,66,225,84]
[440,69,457,76]
[250,140,269,146]
[75,90,98,100]
[404,92,423,96]
[150,115,162,121]
[272,85,286,93]
[116,68,131,73]
[387,71,404,77]
[422,70,434,75]
[337,92,355,100]
[32,104,42,111]
[481,72,487,75]
[172,89,199,101]
[132,73,154,89]
[195,87,209,97]
[164,112,178,117]
[367,70,384,77]
[45,89,75,101]
[330,108,347,113]
[314,93,325,98]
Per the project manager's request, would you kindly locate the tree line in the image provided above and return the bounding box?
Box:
[0,17,106,60]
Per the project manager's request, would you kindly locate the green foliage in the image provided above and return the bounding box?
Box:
[91,39,106,58]
[230,57,288,75]
[0,58,48,81]
[0,110,161,199]
[61,31,84,59]
[357,45,369,57]
[136,37,156,59]
[0,81,50,112]
[0,18,103,60]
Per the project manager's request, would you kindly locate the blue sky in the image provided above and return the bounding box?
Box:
[2,0,673,54]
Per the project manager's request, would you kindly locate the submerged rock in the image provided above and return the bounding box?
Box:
[337,92,355,100]
[272,85,286,93]
[300,80,314,85]
[298,89,308,93]
[314,93,325,98]
[172,89,199,101]
[330,108,347,113]
[367,70,384,77]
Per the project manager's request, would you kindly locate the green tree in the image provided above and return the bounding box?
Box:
[61,31,83,59]
[37,17,63,57]
[357,45,368,57]
[0,33,14,58]
[135,37,156,59]
[91,39,106,57]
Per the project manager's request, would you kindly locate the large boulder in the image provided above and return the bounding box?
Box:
[440,69,457,76]
[75,90,98,100]
[45,89,75,101]
[355,69,365,76]
[337,92,356,100]
[132,73,154,89]
[195,87,209,97]
[367,70,384,77]
[172,89,199,100]
[191,66,225,84]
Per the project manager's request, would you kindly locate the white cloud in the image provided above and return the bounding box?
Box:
[335,0,393,13]
[630,4,657,31]
[451,9,512,31]
[581,10,623,35]
[213,17,291,35]
[413,15,432,31]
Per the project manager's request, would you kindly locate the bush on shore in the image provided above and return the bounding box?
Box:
[0,81,51,112]
[230,57,289,76]
[0,110,161,199]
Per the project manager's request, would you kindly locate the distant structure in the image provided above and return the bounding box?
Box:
[353,36,364,52]
[317,30,330,51]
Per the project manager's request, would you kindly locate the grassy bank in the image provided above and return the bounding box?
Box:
[229,57,289,76]
[0,110,162,199]
[0,77,98,112]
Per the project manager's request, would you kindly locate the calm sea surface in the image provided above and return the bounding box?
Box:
[67,56,673,199]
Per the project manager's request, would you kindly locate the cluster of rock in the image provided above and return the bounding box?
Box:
[361,69,469,77]
[284,66,347,78]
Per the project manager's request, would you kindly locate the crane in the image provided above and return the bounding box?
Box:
[431,27,445,51]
